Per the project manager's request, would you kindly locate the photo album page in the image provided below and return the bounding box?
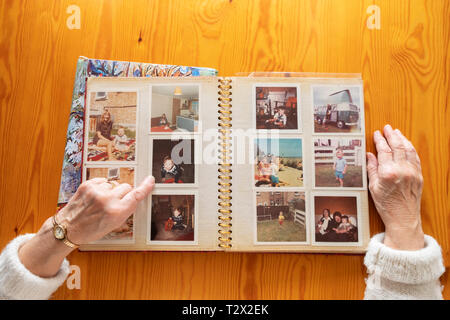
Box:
[79,75,370,253]
[80,77,220,251]
[230,76,369,253]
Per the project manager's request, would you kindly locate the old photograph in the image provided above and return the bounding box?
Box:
[150,194,196,242]
[314,138,364,188]
[254,138,303,187]
[152,139,196,184]
[313,195,359,244]
[87,91,137,162]
[255,86,299,130]
[313,86,362,134]
[150,85,200,133]
[256,191,307,243]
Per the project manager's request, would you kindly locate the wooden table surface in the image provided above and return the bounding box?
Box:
[0,0,448,300]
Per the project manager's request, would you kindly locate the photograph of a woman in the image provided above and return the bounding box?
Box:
[92,110,114,160]
[87,91,137,162]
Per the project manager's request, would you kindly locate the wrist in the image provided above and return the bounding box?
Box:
[384,223,425,251]
[18,218,74,278]
[57,206,83,245]
[41,217,76,255]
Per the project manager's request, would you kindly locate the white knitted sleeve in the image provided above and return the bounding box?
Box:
[364,233,445,300]
[0,234,70,300]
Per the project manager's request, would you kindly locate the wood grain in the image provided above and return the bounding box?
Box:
[0,0,448,299]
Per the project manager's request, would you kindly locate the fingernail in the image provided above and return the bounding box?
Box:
[145,175,155,183]
[385,124,392,131]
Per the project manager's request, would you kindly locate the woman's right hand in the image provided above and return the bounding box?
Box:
[366,125,424,250]
[18,175,155,278]
[57,175,155,245]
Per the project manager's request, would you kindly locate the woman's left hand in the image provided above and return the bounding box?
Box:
[367,125,424,250]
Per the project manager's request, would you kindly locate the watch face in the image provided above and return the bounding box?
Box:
[54,226,65,240]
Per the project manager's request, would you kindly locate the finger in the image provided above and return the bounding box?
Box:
[112,183,133,199]
[406,140,422,168]
[396,130,421,167]
[383,125,406,162]
[366,152,379,183]
[98,181,114,190]
[109,180,120,188]
[121,176,155,209]
[87,178,108,184]
[373,130,393,164]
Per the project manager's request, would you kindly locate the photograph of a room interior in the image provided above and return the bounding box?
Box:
[151,85,200,132]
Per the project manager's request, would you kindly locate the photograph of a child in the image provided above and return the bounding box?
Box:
[87,91,137,162]
[86,167,135,240]
[255,86,299,130]
[256,191,306,242]
[152,139,195,184]
[314,196,359,243]
[151,85,200,133]
[150,194,195,242]
[314,138,364,188]
[254,138,303,187]
[313,86,362,133]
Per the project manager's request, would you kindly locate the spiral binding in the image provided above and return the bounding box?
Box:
[218,78,233,249]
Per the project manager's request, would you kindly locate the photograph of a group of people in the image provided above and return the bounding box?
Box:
[150,194,195,242]
[314,195,359,243]
[256,191,306,243]
[152,139,195,184]
[254,138,303,187]
[150,85,199,133]
[314,138,364,188]
[313,86,362,134]
[87,91,137,162]
[85,167,136,240]
[255,86,299,130]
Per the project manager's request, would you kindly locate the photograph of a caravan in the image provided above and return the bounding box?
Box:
[313,86,363,134]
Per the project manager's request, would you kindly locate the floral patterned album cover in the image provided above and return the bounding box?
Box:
[58,57,217,204]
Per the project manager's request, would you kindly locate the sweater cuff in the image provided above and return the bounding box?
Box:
[0,234,70,300]
[364,233,445,285]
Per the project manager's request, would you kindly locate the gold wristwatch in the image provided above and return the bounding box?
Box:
[52,214,79,249]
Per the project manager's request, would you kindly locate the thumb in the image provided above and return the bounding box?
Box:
[121,175,155,208]
[366,152,379,183]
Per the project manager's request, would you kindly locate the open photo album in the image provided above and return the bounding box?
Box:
[59,58,369,253]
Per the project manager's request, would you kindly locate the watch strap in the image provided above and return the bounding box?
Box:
[52,214,80,249]
[62,238,79,249]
